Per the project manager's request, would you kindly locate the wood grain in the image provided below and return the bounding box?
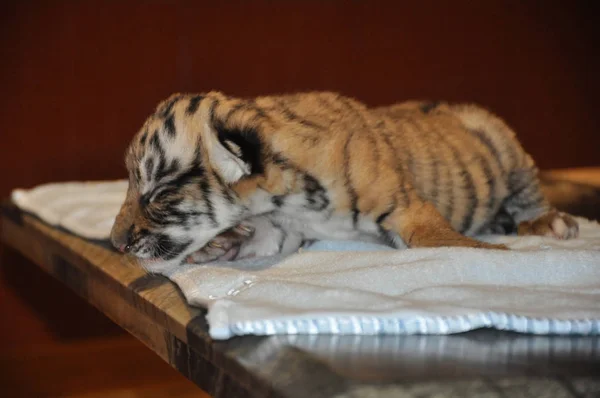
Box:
[545,168,600,187]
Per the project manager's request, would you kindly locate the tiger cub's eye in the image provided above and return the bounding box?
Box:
[149,189,171,204]
[139,194,151,207]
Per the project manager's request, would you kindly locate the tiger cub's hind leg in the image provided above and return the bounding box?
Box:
[518,210,579,239]
[503,168,579,240]
[381,200,508,250]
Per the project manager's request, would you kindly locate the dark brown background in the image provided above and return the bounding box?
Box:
[0,0,599,394]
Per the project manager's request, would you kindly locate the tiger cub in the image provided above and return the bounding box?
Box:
[110,92,578,270]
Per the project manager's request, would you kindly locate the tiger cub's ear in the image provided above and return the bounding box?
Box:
[201,121,251,184]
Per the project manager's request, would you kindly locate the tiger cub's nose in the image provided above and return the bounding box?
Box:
[110,224,133,253]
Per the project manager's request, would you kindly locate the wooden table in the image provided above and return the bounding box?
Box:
[2,169,600,398]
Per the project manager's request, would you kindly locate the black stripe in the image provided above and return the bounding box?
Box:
[476,154,497,232]
[208,99,219,126]
[164,164,205,190]
[198,179,217,227]
[150,130,164,157]
[155,159,180,182]
[445,173,455,223]
[134,168,142,184]
[340,97,381,215]
[457,161,478,233]
[430,157,440,201]
[463,113,519,172]
[342,129,360,228]
[407,118,438,201]
[246,99,269,121]
[144,157,155,182]
[159,95,183,118]
[422,122,440,203]
[433,128,476,232]
[378,124,409,207]
[154,155,167,181]
[343,97,380,167]
[211,170,236,203]
[164,115,176,138]
[191,144,203,170]
[466,128,507,231]
[369,132,381,176]
[139,130,149,146]
[222,102,247,124]
[143,207,171,226]
[315,93,343,115]
[161,194,183,207]
[277,100,323,130]
[152,187,181,205]
[145,203,207,228]
[185,95,204,115]
[468,129,505,174]
[430,128,455,223]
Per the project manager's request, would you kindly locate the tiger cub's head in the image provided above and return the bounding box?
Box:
[110,92,265,266]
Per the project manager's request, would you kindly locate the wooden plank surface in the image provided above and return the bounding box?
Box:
[544,167,600,186]
[2,168,600,398]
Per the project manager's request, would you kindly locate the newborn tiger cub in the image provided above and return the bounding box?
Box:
[110,92,578,270]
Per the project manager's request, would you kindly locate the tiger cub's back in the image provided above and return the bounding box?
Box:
[372,101,536,235]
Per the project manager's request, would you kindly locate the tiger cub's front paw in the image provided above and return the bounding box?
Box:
[186,222,255,264]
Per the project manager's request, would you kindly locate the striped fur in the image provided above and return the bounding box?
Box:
[110,92,577,268]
